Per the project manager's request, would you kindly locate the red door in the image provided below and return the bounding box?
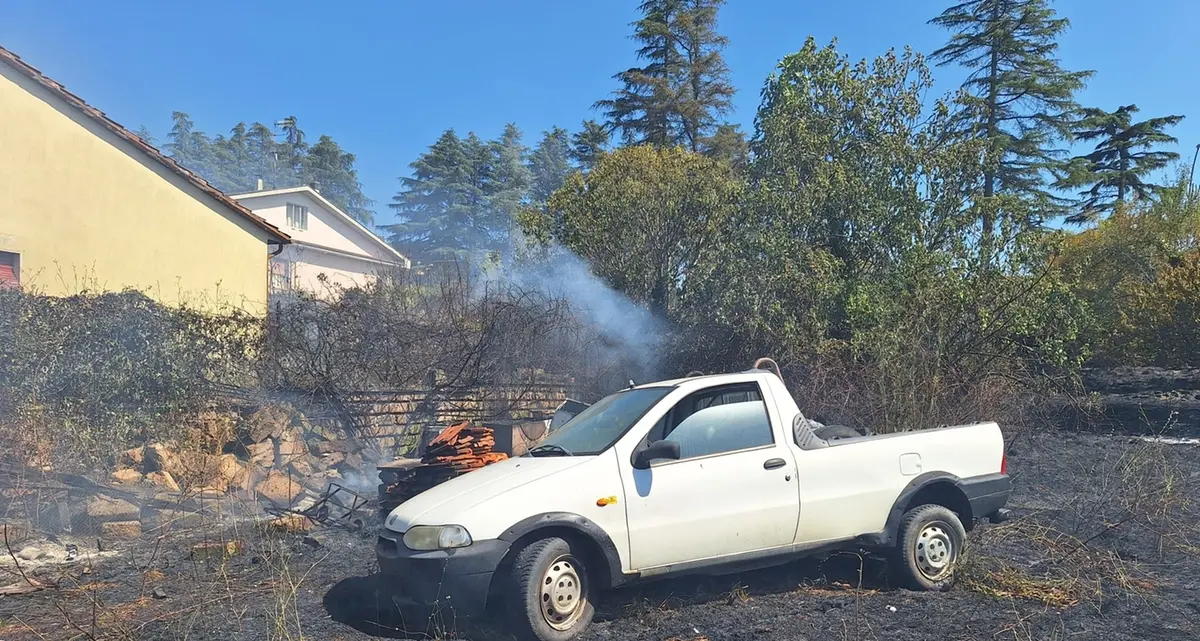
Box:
[0,252,17,289]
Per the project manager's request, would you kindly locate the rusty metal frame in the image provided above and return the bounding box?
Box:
[264,481,370,533]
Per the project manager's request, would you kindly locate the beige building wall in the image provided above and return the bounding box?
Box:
[242,192,376,257]
[274,244,393,296]
[0,64,277,313]
[238,188,408,301]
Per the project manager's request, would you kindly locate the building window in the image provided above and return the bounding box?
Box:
[0,251,19,289]
[286,203,309,231]
[269,260,294,292]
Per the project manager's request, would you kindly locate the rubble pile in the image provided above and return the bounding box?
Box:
[98,403,376,519]
[377,421,510,517]
[0,397,560,552]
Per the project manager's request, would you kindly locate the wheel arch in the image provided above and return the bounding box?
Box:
[883,472,975,544]
[494,512,626,593]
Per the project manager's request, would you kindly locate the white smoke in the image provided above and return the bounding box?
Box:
[481,241,665,388]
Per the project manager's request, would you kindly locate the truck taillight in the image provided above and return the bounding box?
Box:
[1001,451,1008,475]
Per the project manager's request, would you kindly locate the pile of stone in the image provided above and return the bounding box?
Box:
[102,404,377,526]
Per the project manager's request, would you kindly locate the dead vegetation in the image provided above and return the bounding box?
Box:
[0,412,1196,641]
[1,270,1199,640]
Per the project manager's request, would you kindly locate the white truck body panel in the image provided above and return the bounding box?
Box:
[383,370,1007,577]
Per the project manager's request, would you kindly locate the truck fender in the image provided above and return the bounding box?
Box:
[876,472,974,547]
[496,512,628,589]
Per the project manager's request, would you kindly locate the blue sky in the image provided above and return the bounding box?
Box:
[3,1,1198,231]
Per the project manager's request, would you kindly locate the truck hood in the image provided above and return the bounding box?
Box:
[383,455,590,532]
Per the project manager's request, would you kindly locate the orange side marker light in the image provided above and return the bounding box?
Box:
[596,496,618,507]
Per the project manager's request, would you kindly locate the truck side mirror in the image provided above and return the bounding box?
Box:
[633,439,681,469]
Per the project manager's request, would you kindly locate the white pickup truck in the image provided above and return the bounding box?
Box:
[377,363,1011,641]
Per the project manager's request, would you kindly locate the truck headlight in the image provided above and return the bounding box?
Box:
[402,525,473,551]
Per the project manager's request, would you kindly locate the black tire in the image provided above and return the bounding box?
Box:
[891,504,967,591]
[507,537,595,641]
[814,424,862,441]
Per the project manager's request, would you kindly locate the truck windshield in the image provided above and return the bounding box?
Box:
[530,387,672,457]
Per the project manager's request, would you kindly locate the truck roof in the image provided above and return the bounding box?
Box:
[631,369,773,390]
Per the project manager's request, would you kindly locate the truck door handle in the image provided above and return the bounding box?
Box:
[763,458,786,470]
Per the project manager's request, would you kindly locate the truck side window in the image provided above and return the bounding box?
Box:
[655,383,773,460]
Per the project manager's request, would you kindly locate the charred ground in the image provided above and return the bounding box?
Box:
[2,425,1199,640]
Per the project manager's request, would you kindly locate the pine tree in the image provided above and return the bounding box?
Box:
[702,123,748,170]
[275,116,308,180]
[596,0,734,151]
[165,112,206,174]
[528,127,573,204]
[302,135,376,224]
[160,114,374,221]
[245,123,289,189]
[487,123,533,246]
[930,0,1093,236]
[135,126,156,147]
[570,120,611,170]
[1056,105,1184,223]
[386,130,492,262]
[674,0,735,151]
[598,0,677,146]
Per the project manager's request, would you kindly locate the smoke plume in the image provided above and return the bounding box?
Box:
[481,242,666,394]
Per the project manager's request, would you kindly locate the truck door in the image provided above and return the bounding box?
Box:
[617,381,800,570]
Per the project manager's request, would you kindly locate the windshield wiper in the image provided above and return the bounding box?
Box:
[528,443,573,457]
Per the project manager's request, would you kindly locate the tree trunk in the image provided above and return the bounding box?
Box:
[687,43,702,153]
[650,263,670,317]
[982,2,1001,258]
[657,24,676,147]
[1118,148,1128,203]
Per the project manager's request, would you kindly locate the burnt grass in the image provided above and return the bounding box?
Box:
[4,378,1200,640]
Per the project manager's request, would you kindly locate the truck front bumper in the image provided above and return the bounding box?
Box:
[375,529,509,617]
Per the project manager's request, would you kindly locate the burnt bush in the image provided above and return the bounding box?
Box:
[0,288,260,468]
[258,267,581,395]
[0,267,611,470]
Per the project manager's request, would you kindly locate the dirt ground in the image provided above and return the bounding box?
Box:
[2,429,1197,641]
[4,365,1200,641]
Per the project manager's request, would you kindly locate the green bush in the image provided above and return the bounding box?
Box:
[1056,180,1200,367]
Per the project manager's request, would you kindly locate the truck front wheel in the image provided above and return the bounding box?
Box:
[892,504,967,591]
[507,536,595,641]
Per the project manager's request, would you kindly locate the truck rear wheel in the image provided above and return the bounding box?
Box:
[892,504,966,591]
[507,536,595,641]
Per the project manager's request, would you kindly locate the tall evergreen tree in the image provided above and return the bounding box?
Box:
[302,135,376,224]
[598,0,677,147]
[1056,105,1184,223]
[135,126,156,146]
[674,0,735,151]
[275,115,307,178]
[702,123,748,170]
[596,0,734,151]
[162,113,374,222]
[386,128,533,261]
[387,130,486,261]
[487,123,533,245]
[570,120,611,170]
[528,127,573,204]
[165,112,207,173]
[930,0,1093,237]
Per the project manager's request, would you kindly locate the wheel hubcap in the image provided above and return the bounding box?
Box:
[915,522,955,580]
[540,555,586,630]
